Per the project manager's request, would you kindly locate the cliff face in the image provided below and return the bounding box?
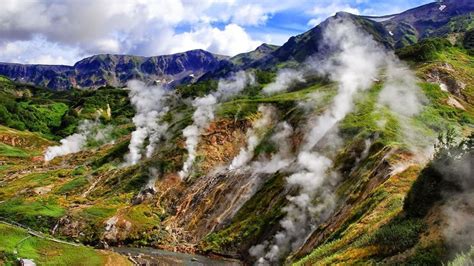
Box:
[0,49,229,90]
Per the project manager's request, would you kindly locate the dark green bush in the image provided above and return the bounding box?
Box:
[406,245,443,265]
[463,29,474,51]
[175,80,218,98]
[397,38,452,62]
[368,217,425,254]
[404,131,474,218]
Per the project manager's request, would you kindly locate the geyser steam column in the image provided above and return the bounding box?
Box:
[123,80,170,166]
[250,18,412,264]
[179,71,255,180]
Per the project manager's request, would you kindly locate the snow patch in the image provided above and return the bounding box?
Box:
[366,16,395,22]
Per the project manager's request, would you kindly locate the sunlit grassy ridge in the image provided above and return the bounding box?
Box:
[0,223,130,265]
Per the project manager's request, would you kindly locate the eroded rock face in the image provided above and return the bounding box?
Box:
[103,216,132,244]
[166,119,253,240]
[425,63,467,99]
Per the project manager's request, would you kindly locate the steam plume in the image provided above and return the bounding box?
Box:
[229,105,275,171]
[263,69,305,95]
[44,120,114,161]
[179,71,255,179]
[180,95,217,178]
[123,80,169,166]
[251,18,403,264]
[435,138,474,256]
[378,58,429,157]
[251,122,294,174]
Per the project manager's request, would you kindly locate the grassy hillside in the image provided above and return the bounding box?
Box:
[0,39,472,265]
[0,223,130,265]
[292,43,474,265]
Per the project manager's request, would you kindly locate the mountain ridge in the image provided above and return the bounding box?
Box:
[0,0,472,91]
[0,49,230,90]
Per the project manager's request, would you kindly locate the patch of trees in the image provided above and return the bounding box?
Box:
[397,38,452,62]
[463,29,474,55]
[404,130,474,218]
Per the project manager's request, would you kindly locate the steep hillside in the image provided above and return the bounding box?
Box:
[202,0,474,76]
[0,223,130,265]
[373,0,474,48]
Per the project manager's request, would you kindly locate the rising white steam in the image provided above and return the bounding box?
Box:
[379,61,424,117]
[251,18,405,264]
[229,105,275,171]
[251,121,294,174]
[44,120,114,161]
[123,80,169,166]
[214,71,256,100]
[179,71,255,179]
[180,95,217,178]
[436,143,474,256]
[378,58,429,156]
[145,167,159,192]
[263,69,305,95]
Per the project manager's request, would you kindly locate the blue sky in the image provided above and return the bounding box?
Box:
[0,0,433,65]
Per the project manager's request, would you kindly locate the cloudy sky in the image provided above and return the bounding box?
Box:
[0,0,432,65]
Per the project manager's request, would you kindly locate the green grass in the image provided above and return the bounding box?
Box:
[0,143,31,157]
[0,223,110,265]
[217,83,334,119]
[417,83,473,129]
[0,171,65,200]
[340,84,402,145]
[124,205,160,226]
[448,246,474,266]
[0,197,65,232]
[0,198,64,218]
[365,217,425,255]
[56,176,89,195]
[80,206,116,221]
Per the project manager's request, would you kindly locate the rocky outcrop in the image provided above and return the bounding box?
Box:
[425,63,467,98]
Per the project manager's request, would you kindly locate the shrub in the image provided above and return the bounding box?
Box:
[404,131,473,218]
[368,217,425,254]
[397,38,452,62]
[463,29,474,51]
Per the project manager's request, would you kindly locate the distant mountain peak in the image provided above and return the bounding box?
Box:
[255,43,279,53]
[0,50,229,90]
[0,0,473,90]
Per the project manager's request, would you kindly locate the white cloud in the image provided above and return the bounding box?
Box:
[0,0,436,64]
[307,2,361,26]
[94,39,121,54]
[0,37,81,65]
[232,4,270,25]
[30,55,70,65]
[0,0,267,64]
[129,23,262,57]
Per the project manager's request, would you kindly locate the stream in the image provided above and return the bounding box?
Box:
[113,247,242,266]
